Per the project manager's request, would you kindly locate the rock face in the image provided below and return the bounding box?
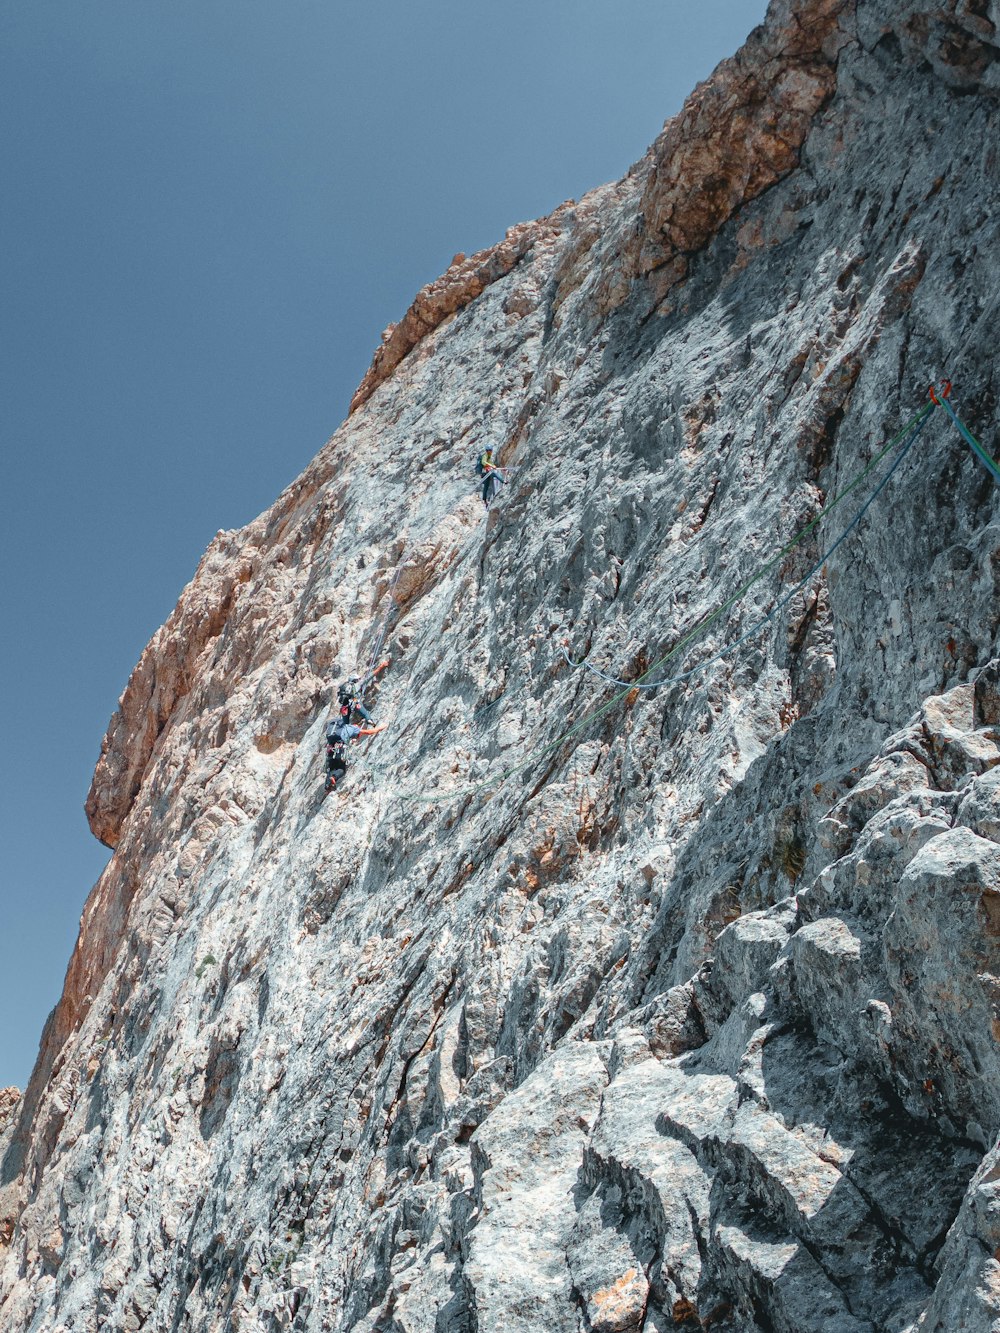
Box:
[4,0,1000,1329]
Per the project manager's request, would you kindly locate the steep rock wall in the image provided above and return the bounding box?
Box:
[3,0,1000,1329]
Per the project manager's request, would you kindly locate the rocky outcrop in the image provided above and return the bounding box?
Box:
[635,0,850,300]
[85,528,256,850]
[563,667,1000,1330]
[3,0,1000,1329]
[348,212,570,415]
[0,1091,18,1130]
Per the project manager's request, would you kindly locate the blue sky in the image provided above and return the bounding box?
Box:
[0,0,768,1090]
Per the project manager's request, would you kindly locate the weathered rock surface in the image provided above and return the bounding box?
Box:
[4,0,1000,1328]
[349,212,570,416]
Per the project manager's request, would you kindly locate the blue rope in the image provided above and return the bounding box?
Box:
[561,409,933,692]
[940,395,1000,488]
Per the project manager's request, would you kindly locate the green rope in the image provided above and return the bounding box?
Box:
[562,403,936,688]
[388,401,935,807]
[940,396,1000,487]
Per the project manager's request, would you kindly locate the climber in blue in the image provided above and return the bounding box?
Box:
[324,706,385,793]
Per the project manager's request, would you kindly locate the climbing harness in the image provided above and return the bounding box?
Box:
[560,402,935,693]
[323,723,349,795]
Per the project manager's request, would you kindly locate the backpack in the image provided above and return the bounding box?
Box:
[338,679,357,709]
[325,719,348,766]
[475,452,490,478]
[338,712,362,742]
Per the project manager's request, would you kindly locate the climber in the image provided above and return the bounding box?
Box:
[475,447,505,511]
[324,707,386,793]
[338,658,390,725]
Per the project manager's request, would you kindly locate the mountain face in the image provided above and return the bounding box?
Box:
[3,0,1000,1328]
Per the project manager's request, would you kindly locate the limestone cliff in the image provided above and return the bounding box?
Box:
[3,0,1000,1329]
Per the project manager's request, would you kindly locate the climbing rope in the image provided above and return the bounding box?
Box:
[353,386,997,812]
[937,389,1000,488]
[560,401,935,692]
[391,399,939,806]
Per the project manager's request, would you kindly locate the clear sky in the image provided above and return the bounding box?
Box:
[0,0,769,1090]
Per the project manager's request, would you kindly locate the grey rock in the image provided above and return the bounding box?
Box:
[3,0,1000,1329]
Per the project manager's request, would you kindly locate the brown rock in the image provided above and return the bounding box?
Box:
[0,1088,19,1134]
[636,0,849,291]
[348,211,569,414]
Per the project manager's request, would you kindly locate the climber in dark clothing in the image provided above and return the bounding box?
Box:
[476,447,505,510]
[324,707,386,793]
[338,658,390,725]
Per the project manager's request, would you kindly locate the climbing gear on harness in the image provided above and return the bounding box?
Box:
[324,738,348,794]
[339,659,390,728]
[327,716,351,744]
